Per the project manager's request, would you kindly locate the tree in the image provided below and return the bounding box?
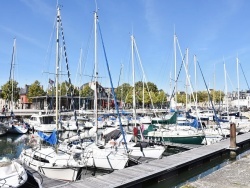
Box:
[1,80,20,105]
[146,82,158,93]
[27,80,45,101]
[157,90,167,108]
[80,85,94,98]
[115,83,131,102]
[176,92,186,104]
[124,88,133,106]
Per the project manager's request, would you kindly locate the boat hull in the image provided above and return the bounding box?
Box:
[145,135,205,145]
[0,160,28,188]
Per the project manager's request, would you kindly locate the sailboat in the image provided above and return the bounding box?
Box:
[5,39,28,134]
[0,157,28,187]
[103,34,166,158]
[19,6,84,181]
[143,35,205,145]
[79,9,129,170]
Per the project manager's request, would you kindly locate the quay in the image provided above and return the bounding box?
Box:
[24,132,250,188]
[4,108,167,117]
[185,153,250,187]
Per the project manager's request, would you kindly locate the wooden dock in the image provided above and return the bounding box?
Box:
[33,132,249,188]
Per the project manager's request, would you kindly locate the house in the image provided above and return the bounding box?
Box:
[19,84,32,109]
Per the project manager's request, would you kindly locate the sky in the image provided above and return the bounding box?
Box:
[0,0,250,94]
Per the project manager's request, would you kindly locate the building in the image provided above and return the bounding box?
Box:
[228,90,250,109]
[19,84,32,109]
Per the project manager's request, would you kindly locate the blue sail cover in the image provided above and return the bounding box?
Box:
[213,116,229,123]
[190,119,201,129]
[38,129,57,145]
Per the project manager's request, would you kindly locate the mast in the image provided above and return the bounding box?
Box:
[224,61,228,118]
[131,35,136,127]
[94,10,98,142]
[78,48,83,111]
[236,57,240,113]
[185,48,188,112]
[143,76,145,113]
[119,64,124,109]
[174,33,177,109]
[55,7,60,131]
[194,55,197,110]
[11,38,16,111]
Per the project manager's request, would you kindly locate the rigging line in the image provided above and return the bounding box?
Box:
[7,38,16,105]
[133,37,157,117]
[196,60,223,133]
[98,21,128,153]
[225,69,235,91]
[43,15,56,83]
[117,63,123,88]
[76,20,94,87]
[239,62,250,90]
[168,53,186,109]
[59,14,73,105]
[58,10,78,126]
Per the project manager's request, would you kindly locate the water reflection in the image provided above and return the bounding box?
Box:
[0,134,29,159]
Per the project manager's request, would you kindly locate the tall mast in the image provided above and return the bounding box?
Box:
[223,61,228,117]
[131,35,136,126]
[194,55,197,103]
[79,48,83,111]
[236,57,240,113]
[11,38,16,111]
[174,33,177,109]
[213,63,216,105]
[185,48,188,112]
[94,10,98,141]
[55,7,60,131]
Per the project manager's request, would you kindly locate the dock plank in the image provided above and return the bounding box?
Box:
[51,132,250,188]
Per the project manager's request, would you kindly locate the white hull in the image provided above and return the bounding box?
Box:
[34,125,63,132]
[0,159,27,187]
[128,145,165,159]
[84,144,129,170]
[19,147,83,181]
[39,166,80,181]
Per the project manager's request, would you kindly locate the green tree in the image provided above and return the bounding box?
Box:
[146,82,158,93]
[176,92,186,104]
[124,88,133,105]
[211,90,225,104]
[27,80,45,101]
[59,81,79,96]
[80,85,94,97]
[157,90,167,108]
[150,91,158,105]
[1,80,20,104]
[115,83,131,102]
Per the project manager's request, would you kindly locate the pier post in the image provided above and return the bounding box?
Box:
[229,122,237,158]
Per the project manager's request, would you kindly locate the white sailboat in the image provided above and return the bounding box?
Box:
[59,8,131,170]
[144,37,206,145]
[19,6,84,181]
[80,9,129,170]
[6,38,28,134]
[0,158,27,188]
[121,34,165,158]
